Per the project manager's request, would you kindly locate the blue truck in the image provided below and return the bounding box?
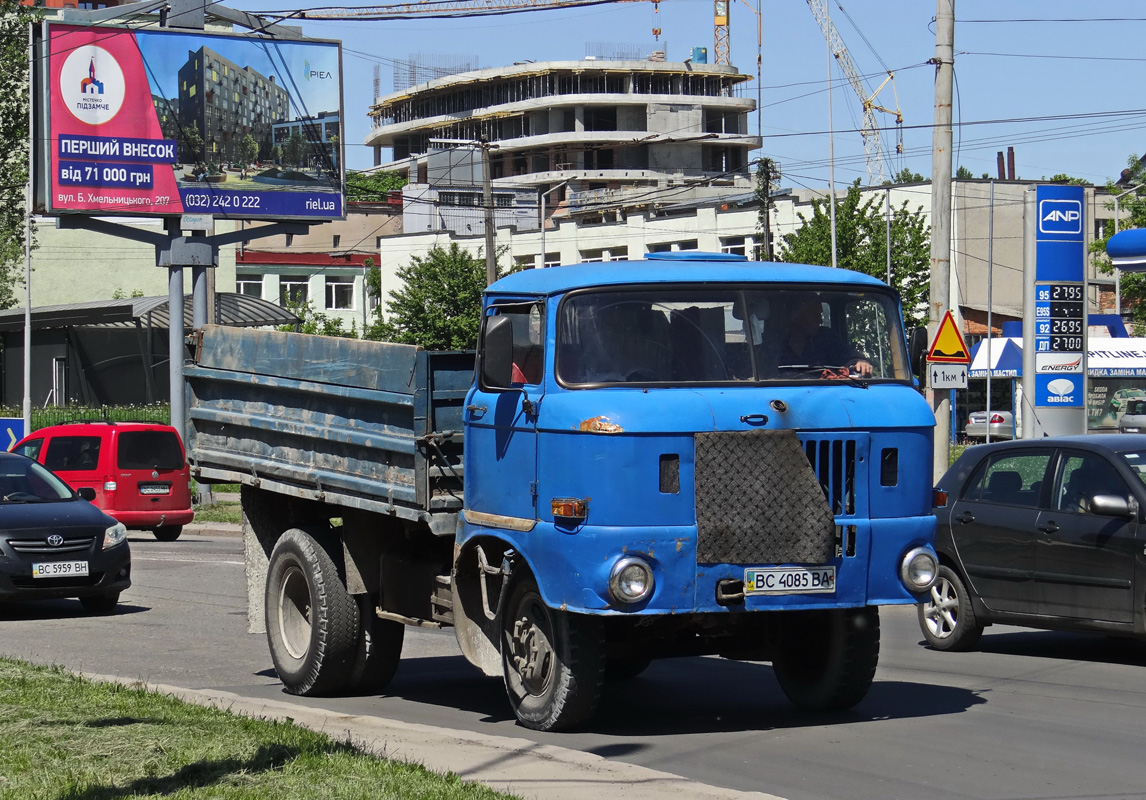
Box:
[184,252,938,731]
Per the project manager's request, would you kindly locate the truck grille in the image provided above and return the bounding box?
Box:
[695,429,837,565]
[802,437,857,516]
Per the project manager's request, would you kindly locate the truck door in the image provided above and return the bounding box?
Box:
[464,300,545,524]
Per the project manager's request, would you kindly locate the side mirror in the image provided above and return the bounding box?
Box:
[77,487,96,502]
[1089,494,1136,518]
[909,327,928,378]
[481,314,514,389]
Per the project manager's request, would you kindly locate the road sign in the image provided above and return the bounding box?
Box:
[927,310,970,363]
[0,418,25,451]
[929,364,968,390]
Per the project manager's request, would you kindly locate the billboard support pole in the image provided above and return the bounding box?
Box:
[55,217,308,441]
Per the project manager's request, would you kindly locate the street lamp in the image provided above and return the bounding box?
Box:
[1113,183,1144,316]
[539,180,569,268]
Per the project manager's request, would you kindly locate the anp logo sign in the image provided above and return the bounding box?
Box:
[59,45,125,125]
[1039,199,1083,235]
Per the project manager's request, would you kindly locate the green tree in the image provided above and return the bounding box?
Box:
[366,243,497,350]
[779,181,931,320]
[1091,155,1146,333]
[1047,173,1089,186]
[346,170,407,202]
[884,167,926,185]
[272,144,283,165]
[179,120,204,164]
[956,165,973,180]
[0,0,41,309]
[279,299,356,338]
[240,133,259,167]
[284,131,307,168]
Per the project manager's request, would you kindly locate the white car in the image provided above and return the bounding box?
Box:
[1120,400,1146,433]
[965,410,1014,441]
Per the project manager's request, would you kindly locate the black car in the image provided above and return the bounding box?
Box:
[0,451,130,613]
[919,435,1146,650]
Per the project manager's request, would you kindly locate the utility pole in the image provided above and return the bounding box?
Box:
[929,0,955,478]
[480,139,496,286]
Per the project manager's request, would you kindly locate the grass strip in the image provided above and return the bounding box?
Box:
[0,658,518,800]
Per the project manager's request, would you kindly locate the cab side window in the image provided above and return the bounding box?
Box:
[963,452,1050,508]
[499,303,545,386]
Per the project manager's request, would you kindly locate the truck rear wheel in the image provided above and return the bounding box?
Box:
[771,606,880,712]
[348,594,405,693]
[501,574,604,731]
[265,529,359,696]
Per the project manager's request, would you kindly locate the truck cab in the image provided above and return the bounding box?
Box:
[456,254,937,728]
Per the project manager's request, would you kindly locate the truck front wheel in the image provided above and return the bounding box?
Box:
[265,529,359,696]
[501,575,604,731]
[771,606,880,712]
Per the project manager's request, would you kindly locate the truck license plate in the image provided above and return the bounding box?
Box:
[744,566,836,595]
[32,561,89,578]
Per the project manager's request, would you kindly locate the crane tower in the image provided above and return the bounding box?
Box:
[805,0,902,185]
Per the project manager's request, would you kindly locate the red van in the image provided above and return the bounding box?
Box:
[11,422,194,541]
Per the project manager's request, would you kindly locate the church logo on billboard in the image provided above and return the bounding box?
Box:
[60,45,125,125]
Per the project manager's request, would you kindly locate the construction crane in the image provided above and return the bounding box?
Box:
[805,0,903,185]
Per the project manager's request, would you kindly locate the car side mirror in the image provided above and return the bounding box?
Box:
[1089,494,1135,518]
[909,327,928,378]
[76,487,96,502]
[481,314,514,389]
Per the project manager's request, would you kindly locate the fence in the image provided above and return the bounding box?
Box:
[0,405,170,433]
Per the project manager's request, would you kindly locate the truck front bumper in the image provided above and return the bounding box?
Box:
[463,515,936,615]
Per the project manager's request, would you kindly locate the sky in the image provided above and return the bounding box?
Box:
[195,0,1145,188]
[135,28,340,121]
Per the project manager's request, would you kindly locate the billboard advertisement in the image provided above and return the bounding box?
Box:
[40,23,343,221]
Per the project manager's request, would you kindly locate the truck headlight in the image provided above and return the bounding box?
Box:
[900,546,937,593]
[103,522,127,549]
[609,556,654,605]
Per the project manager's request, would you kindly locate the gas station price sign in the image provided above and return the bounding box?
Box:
[1035,283,1084,353]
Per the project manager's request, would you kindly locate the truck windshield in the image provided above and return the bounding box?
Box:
[556,286,910,385]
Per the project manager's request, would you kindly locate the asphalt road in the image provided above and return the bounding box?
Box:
[4,531,1146,800]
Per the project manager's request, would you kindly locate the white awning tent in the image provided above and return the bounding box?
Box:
[969,338,1146,378]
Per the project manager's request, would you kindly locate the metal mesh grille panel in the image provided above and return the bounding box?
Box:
[695,429,836,565]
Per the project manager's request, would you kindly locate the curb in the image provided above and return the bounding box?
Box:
[84,673,784,800]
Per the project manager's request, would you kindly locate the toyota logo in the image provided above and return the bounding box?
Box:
[47,534,64,547]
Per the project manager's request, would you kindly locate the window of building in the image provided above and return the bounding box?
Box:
[332,235,341,248]
[543,252,561,268]
[280,275,309,306]
[237,275,263,298]
[285,233,294,247]
[326,276,354,310]
[580,249,605,263]
[721,236,747,256]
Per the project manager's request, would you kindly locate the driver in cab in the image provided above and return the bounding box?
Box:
[778,296,874,377]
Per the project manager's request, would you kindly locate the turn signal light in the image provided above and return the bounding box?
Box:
[933,488,948,508]
[552,497,588,519]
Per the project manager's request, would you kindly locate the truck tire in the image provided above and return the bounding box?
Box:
[501,574,604,731]
[347,594,405,693]
[917,565,983,652]
[265,528,359,696]
[771,606,879,712]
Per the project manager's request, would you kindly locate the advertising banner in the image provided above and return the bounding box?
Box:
[42,23,343,221]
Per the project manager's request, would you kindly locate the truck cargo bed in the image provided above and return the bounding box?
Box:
[184,325,472,529]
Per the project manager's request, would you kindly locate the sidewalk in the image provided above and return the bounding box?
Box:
[87,674,785,800]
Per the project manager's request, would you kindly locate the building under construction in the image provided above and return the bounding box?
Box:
[365,58,761,199]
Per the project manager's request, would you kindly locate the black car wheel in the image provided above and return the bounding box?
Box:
[80,592,120,615]
[918,565,983,651]
[153,525,183,542]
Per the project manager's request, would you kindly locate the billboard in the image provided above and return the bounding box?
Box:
[37,23,344,221]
